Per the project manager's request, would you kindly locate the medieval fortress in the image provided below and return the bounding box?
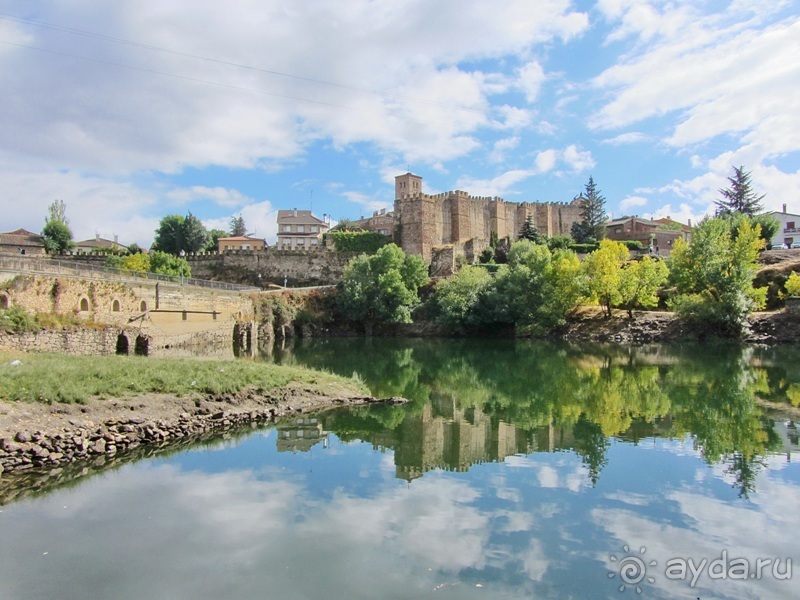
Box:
[393,173,583,264]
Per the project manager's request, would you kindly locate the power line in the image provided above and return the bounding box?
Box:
[0,11,486,116]
[0,38,471,127]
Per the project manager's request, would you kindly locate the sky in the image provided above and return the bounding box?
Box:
[0,0,798,248]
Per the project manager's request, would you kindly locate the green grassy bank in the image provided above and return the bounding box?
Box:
[0,352,368,404]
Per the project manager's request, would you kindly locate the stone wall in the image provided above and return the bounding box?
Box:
[0,327,135,356]
[0,274,256,354]
[185,248,357,287]
[1,275,143,325]
[394,174,584,264]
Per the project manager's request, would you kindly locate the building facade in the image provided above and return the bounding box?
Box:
[276,210,329,250]
[0,229,46,255]
[766,205,800,248]
[348,209,394,236]
[393,173,583,264]
[217,235,266,252]
[74,234,129,253]
[604,215,692,255]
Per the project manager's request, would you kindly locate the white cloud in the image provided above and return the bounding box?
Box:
[489,136,520,164]
[167,186,253,208]
[455,170,533,197]
[535,149,558,173]
[619,195,647,210]
[202,201,278,243]
[0,165,160,247]
[0,1,589,178]
[602,132,650,145]
[517,61,546,103]
[562,144,595,172]
[590,5,800,166]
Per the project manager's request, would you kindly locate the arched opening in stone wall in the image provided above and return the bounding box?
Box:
[0,294,9,309]
[79,297,90,312]
[116,333,129,355]
[134,335,149,356]
[140,300,148,312]
[112,299,121,312]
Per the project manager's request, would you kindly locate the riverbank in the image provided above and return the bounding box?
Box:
[540,306,800,344]
[0,353,404,481]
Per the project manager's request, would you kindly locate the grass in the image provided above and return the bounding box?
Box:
[0,352,369,404]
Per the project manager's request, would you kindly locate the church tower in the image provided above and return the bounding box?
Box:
[395,172,423,200]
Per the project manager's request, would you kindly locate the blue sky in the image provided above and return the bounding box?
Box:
[1,0,798,247]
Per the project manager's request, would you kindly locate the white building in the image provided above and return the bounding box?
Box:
[766,204,800,248]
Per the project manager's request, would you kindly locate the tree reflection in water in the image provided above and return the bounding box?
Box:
[275,338,789,493]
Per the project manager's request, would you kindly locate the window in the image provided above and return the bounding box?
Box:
[788,222,796,230]
[283,225,292,232]
[79,298,90,311]
[297,238,305,245]
[310,225,317,232]
[297,225,305,233]
[112,299,120,312]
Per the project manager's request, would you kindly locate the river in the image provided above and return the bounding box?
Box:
[1,338,798,599]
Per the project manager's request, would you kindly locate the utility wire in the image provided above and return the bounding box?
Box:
[0,38,473,128]
[0,11,486,116]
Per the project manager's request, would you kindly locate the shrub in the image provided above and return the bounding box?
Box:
[327,231,391,253]
[0,305,39,333]
[570,243,599,254]
[785,272,800,297]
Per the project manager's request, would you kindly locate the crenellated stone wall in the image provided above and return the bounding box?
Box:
[394,173,583,264]
[185,248,357,287]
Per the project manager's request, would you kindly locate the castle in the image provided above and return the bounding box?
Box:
[393,173,583,264]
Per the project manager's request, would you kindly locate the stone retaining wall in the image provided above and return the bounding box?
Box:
[0,327,139,355]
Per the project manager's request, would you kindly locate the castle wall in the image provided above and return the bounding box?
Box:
[395,185,583,264]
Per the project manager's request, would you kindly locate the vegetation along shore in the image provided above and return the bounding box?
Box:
[0,352,404,480]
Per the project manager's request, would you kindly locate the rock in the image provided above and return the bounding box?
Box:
[90,439,106,454]
[14,431,31,443]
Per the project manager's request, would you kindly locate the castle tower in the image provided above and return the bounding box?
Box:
[395,172,423,200]
[394,173,434,261]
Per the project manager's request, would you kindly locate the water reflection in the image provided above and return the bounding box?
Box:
[2,339,799,599]
[270,339,799,493]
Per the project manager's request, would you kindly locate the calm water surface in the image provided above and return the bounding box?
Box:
[1,339,799,599]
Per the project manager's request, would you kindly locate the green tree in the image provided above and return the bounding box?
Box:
[149,250,191,277]
[431,265,495,331]
[153,215,185,255]
[667,217,766,335]
[153,213,208,254]
[182,212,208,253]
[618,256,669,318]
[583,239,628,318]
[518,215,545,244]
[494,240,585,333]
[337,244,428,333]
[41,199,74,253]
[229,215,247,236]
[205,228,228,252]
[751,213,779,247]
[715,165,765,217]
[572,176,607,243]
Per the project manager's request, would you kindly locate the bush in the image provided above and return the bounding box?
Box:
[620,240,645,251]
[0,306,39,333]
[785,272,800,297]
[570,243,599,254]
[327,231,391,253]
